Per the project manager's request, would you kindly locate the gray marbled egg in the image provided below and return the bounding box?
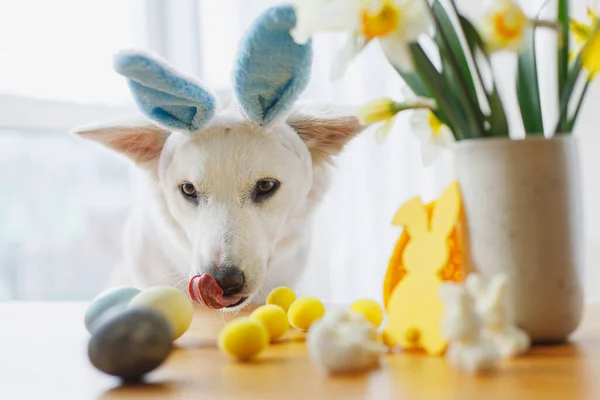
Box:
[84,286,141,334]
[88,308,173,381]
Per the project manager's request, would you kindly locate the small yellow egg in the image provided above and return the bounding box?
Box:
[349,298,384,328]
[218,317,269,361]
[250,305,289,341]
[287,296,325,331]
[381,329,398,348]
[129,286,194,340]
[266,286,296,312]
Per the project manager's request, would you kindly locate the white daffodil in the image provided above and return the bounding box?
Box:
[477,0,530,52]
[291,0,433,79]
[411,109,455,167]
[291,0,361,45]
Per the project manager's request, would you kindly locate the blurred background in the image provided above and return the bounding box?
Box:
[0,0,598,303]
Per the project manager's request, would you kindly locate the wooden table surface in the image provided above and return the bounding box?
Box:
[1,302,599,400]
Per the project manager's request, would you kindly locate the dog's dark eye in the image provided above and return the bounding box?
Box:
[252,179,280,203]
[257,179,277,193]
[180,182,197,200]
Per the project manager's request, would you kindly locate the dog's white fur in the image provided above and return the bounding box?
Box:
[75,104,364,309]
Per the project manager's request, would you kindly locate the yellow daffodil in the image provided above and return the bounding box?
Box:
[411,109,455,167]
[291,0,432,79]
[571,7,598,45]
[477,0,530,52]
[571,7,600,77]
[358,96,437,143]
[583,27,600,76]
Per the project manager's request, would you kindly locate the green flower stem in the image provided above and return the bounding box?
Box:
[517,27,544,135]
[427,1,485,138]
[558,0,570,99]
[555,52,583,133]
[566,77,592,132]
[532,19,561,31]
[392,98,437,113]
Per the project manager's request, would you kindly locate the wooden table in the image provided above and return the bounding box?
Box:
[1,302,599,400]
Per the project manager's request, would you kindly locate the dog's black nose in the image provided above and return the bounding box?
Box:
[214,268,245,295]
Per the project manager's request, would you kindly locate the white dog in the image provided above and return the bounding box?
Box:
[73,5,366,310]
[74,103,363,310]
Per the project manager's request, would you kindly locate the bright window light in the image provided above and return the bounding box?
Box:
[0,0,146,104]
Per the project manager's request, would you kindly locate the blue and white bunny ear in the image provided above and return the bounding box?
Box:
[233,5,312,126]
[114,50,216,131]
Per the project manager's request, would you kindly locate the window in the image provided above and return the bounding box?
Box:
[0,0,146,299]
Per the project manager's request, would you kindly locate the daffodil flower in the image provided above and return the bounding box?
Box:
[291,0,432,79]
[411,109,455,167]
[571,7,598,45]
[357,96,437,143]
[477,0,530,52]
[583,27,600,76]
[571,7,600,77]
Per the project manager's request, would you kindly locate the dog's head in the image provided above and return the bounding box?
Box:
[74,5,364,309]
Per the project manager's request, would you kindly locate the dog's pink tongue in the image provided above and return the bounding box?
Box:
[188,274,241,309]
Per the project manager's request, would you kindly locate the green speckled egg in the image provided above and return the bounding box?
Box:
[88,308,173,382]
[84,286,140,334]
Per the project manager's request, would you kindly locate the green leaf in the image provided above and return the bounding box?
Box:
[391,67,451,128]
[432,1,477,102]
[457,12,509,137]
[558,0,570,99]
[431,33,469,135]
[409,43,467,140]
[566,78,591,132]
[429,0,484,138]
[487,89,509,137]
[431,1,476,137]
[437,54,470,135]
[459,15,487,56]
[517,27,544,135]
[555,52,582,133]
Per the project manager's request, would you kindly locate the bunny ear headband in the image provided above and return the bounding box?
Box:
[114,5,312,132]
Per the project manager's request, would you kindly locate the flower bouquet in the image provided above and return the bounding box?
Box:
[291,0,599,165]
[291,0,597,343]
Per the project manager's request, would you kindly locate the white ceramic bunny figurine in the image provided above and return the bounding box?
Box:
[440,282,501,373]
[466,273,531,358]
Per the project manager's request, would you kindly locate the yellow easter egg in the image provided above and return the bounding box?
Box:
[381,329,398,348]
[250,305,289,341]
[218,317,268,361]
[129,286,194,340]
[287,296,325,331]
[350,298,384,328]
[266,286,296,312]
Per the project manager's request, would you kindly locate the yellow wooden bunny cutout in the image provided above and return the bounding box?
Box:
[385,181,462,355]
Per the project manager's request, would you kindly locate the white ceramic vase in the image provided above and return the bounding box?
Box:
[453,135,584,344]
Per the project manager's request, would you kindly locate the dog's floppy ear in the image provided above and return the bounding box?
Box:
[287,108,365,164]
[233,5,312,126]
[114,50,216,132]
[72,122,170,165]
